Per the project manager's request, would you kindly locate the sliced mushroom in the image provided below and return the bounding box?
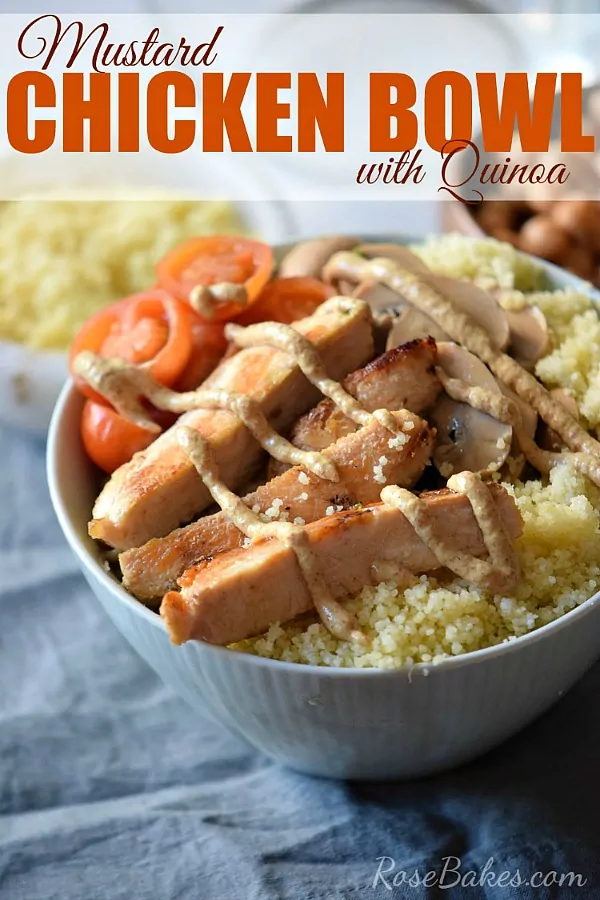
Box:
[325,244,431,294]
[352,280,409,353]
[352,280,407,312]
[423,275,510,351]
[386,306,450,350]
[358,243,431,275]
[324,248,510,351]
[338,279,359,297]
[430,343,512,478]
[352,278,451,351]
[279,235,359,279]
[506,306,549,371]
[498,383,538,481]
[538,388,579,452]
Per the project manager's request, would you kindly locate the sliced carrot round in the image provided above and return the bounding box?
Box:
[156,236,273,322]
[70,290,195,404]
[234,276,334,326]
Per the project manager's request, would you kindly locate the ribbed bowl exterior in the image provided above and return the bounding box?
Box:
[49,241,600,781]
[85,567,600,781]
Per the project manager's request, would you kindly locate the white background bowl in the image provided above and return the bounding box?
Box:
[0,149,296,434]
[47,240,600,780]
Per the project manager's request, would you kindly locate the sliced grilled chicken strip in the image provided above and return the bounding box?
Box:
[120,409,434,601]
[285,337,440,458]
[161,483,522,646]
[89,298,374,551]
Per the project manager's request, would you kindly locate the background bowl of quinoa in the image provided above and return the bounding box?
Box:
[48,235,600,780]
[0,149,295,434]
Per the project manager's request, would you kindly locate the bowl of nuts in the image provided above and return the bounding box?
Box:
[443,85,600,286]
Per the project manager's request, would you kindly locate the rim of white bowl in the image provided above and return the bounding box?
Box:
[47,243,600,678]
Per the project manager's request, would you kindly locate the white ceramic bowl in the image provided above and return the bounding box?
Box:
[0,150,295,434]
[47,242,600,781]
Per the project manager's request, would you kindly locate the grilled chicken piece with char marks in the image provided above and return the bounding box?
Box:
[161,483,522,646]
[270,337,440,475]
[89,297,374,551]
[120,409,434,602]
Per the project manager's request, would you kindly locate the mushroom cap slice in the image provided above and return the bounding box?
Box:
[325,246,510,351]
[430,343,513,477]
[506,306,549,371]
[328,244,431,294]
[353,280,407,311]
[387,306,450,350]
[279,235,359,279]
[337,279,358,297]
[423,275,511,351]
[351,280,409,354]
[358,243,432,275]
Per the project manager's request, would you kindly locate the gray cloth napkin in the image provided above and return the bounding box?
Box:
[1,423,599,900]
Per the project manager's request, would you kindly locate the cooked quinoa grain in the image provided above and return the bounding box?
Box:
[0,199,244,350]
[235,464,600,667]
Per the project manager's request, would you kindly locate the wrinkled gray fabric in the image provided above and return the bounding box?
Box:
[1,422,600,900]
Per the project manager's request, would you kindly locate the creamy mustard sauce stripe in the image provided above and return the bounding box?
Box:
[72,351,338,482]
[225,319,400,435]
[177,426,366,645]
[437,367,600,486]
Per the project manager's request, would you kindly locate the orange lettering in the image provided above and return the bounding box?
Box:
[424,71,472,152]
[298,72,344,152]
[256,73,291,152]
[369,73,417,152]
[202,72,252,152]
[561,73,594,151]
[6,71,55,153]
[147,72,195,153]
[118,73,139,152]
[63,72,110,151]
[477,72,555,152]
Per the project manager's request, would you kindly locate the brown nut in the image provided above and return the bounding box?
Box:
[527,199,555,215]
[490,227,521,247]
[561,243,597,281]
[517,215,572,263]
[550,200,600,252]
[476,201,519,234]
